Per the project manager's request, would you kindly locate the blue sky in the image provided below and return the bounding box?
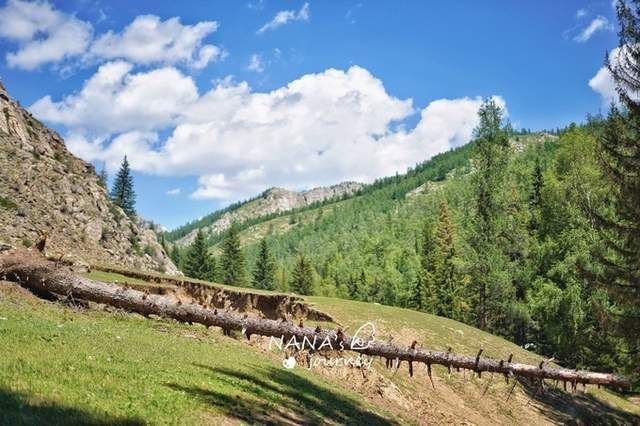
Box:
[0,0,620,229]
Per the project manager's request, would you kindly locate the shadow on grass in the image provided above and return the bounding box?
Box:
[517,377,640,425]
[165,363,397,425]
[0,387,144,426]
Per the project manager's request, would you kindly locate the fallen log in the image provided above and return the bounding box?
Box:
[0,251,631,389]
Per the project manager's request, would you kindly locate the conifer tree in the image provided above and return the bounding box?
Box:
[290,253,314,295]
[110,156,136,218]
[252,238,277,290]
[182,229,215,281]
[469,99,512,330]
[411,221,436,311]
[592,0,640,376]
[170,245,182,269]
[433,201,458,318]
[220,223,247,286]
[529,157,544,230]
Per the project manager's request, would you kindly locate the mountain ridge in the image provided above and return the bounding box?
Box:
[172,181,363,246]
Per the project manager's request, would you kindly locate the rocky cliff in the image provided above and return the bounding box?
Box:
[175,181,363,246]
[0,81,179,274]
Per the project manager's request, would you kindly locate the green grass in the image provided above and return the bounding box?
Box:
[83,270,158,287]
[0,195,17,210]
[1,279,638,425]
[0,286,398,425]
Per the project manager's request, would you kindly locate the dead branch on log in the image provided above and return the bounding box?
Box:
[0,251,631,390]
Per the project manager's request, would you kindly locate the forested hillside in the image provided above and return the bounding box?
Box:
[170,113,638,388]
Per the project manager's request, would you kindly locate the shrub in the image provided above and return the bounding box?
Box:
[0,196,17,210]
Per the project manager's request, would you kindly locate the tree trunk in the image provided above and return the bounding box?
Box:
[0,251,630,389]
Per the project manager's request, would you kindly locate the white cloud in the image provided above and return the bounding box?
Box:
[0,0,92,70]
[257,2,310,34]
[30,61,198,136]
[166,188,181,196]
[89,15,222,69]
[247,53,264,72]
[576,8,588,19]
[0,2,223,71]
[589,47,626,104]
[31,64,505,202]
[574,16,612,42]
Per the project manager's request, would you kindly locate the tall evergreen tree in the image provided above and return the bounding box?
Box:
[110,156,136,217]
[411,221,436,311]
[529,157,544,230]
[252,238,277,290]
[433,201,458,318]
[469,99,512,330]
[220,223,247,286]
[182,229,215,281]
[290,253,314,295]
[591,0,640,379]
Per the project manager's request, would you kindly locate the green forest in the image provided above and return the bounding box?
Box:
[166,6,640,390]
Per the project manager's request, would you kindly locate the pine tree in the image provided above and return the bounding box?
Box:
[469,99,512,330]
[591,0,640,378]
[220,223,247,286]
[182,229,215,281]
[290,253,314,295]
[110,156,136,218]
[252,238,277,290]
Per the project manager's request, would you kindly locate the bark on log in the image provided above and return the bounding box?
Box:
[0,251,631,389]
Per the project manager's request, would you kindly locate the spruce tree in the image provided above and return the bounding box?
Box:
[182,229,215,281]
[252,238,277,290]
[411,221,436,311]
[110,156,136,218]
[220,223,247,286]
[290,253,314,295]
[591,0,640,378]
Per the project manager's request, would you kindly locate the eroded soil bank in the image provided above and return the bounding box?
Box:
[91,264,334,322]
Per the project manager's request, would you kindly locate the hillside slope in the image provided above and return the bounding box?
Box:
[0,82,178,274]
[1,277,637,425]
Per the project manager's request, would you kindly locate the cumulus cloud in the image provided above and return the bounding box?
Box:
[247,53,264,72]
[30,61,198,135]
[588,46,638,104]
[257,2,310,34]
[0,0,92,70]
[0,1,222,71]
[31,64,504,202]
[89,15,222,69]
[574,16,612,42]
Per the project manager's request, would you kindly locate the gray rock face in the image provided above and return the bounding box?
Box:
[176,181,363,246]
[0,82,179,275]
